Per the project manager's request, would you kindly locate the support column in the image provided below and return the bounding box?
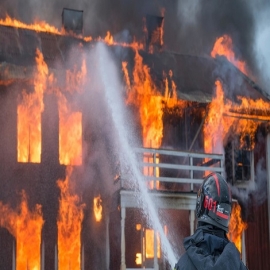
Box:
[241,231,246,265]
[41,241,45,270]
[105,215,110,270]
[266,133,270,243]
[154,230,158,270]
[120,207,126,270]
[81,244,84,270]
[54,244,58,270]
[12,240,15,270]
[190,210,195,235]
[190,157,194,191]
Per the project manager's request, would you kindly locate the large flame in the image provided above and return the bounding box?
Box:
[124,51,163,188]
[203,80,225,154]
[59,109,82,166]
[228,203,247,253]
[204,80,270,153]
[124,51,183,149]
[211,35,248,76]
[123,51,188,188]
[17,49,47,163]
[58,61,86,166]
[57,166,85,270]
[208,35,270,153]
[127,50,164,149]
[0,191,44,270]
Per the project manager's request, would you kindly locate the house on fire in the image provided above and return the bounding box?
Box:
[0,9,269,270]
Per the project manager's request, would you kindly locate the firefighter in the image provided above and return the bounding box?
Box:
[174,173,248,270]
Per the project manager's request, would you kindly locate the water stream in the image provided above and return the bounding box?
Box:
[94,42,177,268]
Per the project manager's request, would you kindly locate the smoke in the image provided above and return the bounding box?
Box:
[230,157,268,221]
[0,0,164,38]
[250,1,270,92]
[78,51,120,201]
[176,0,201,27]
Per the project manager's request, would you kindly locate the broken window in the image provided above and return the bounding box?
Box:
[225,134,252,184]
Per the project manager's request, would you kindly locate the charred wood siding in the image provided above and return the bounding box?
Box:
[245,126,270,270]
[246,200,270,270]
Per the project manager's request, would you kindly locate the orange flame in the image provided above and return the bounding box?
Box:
[0,15,61,35]
[204,80,270,154]
[211,35,248,75]
[0,191,44,270]
[97,31,144,50]
[58,61,86,166]
[104,31,114,45]
[123,52,188,188]
[228,203,247,252]
[124,50,163,188]
[59,109,82,165]
[93,195,102,222]
[125,50,164,148]
[0,15,146,52]
[145,229,161,259]
[203,80,225,154]
[164,70,179,106]
[17,49,47,163]
[57,166,85,270]
[0,15,95,42]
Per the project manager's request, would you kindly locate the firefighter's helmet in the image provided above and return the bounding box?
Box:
[196,173,232,232]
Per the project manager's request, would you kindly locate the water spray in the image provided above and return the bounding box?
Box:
[94,42,177,268]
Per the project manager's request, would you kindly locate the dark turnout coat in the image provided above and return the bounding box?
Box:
[174,225,248,270]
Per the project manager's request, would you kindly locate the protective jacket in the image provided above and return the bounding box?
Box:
[174,224,248,270]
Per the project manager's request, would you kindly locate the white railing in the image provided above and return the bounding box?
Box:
[120,147,224,192]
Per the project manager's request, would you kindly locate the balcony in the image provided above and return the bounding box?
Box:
[117,147,224,270]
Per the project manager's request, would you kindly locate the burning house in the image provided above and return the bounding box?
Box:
[0,8,269,270]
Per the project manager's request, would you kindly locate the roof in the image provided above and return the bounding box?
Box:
[0,24,269,105]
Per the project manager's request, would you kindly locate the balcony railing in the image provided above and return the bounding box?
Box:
[120,147,225,192]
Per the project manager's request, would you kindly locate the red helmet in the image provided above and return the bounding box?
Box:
[196,173,232,232]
